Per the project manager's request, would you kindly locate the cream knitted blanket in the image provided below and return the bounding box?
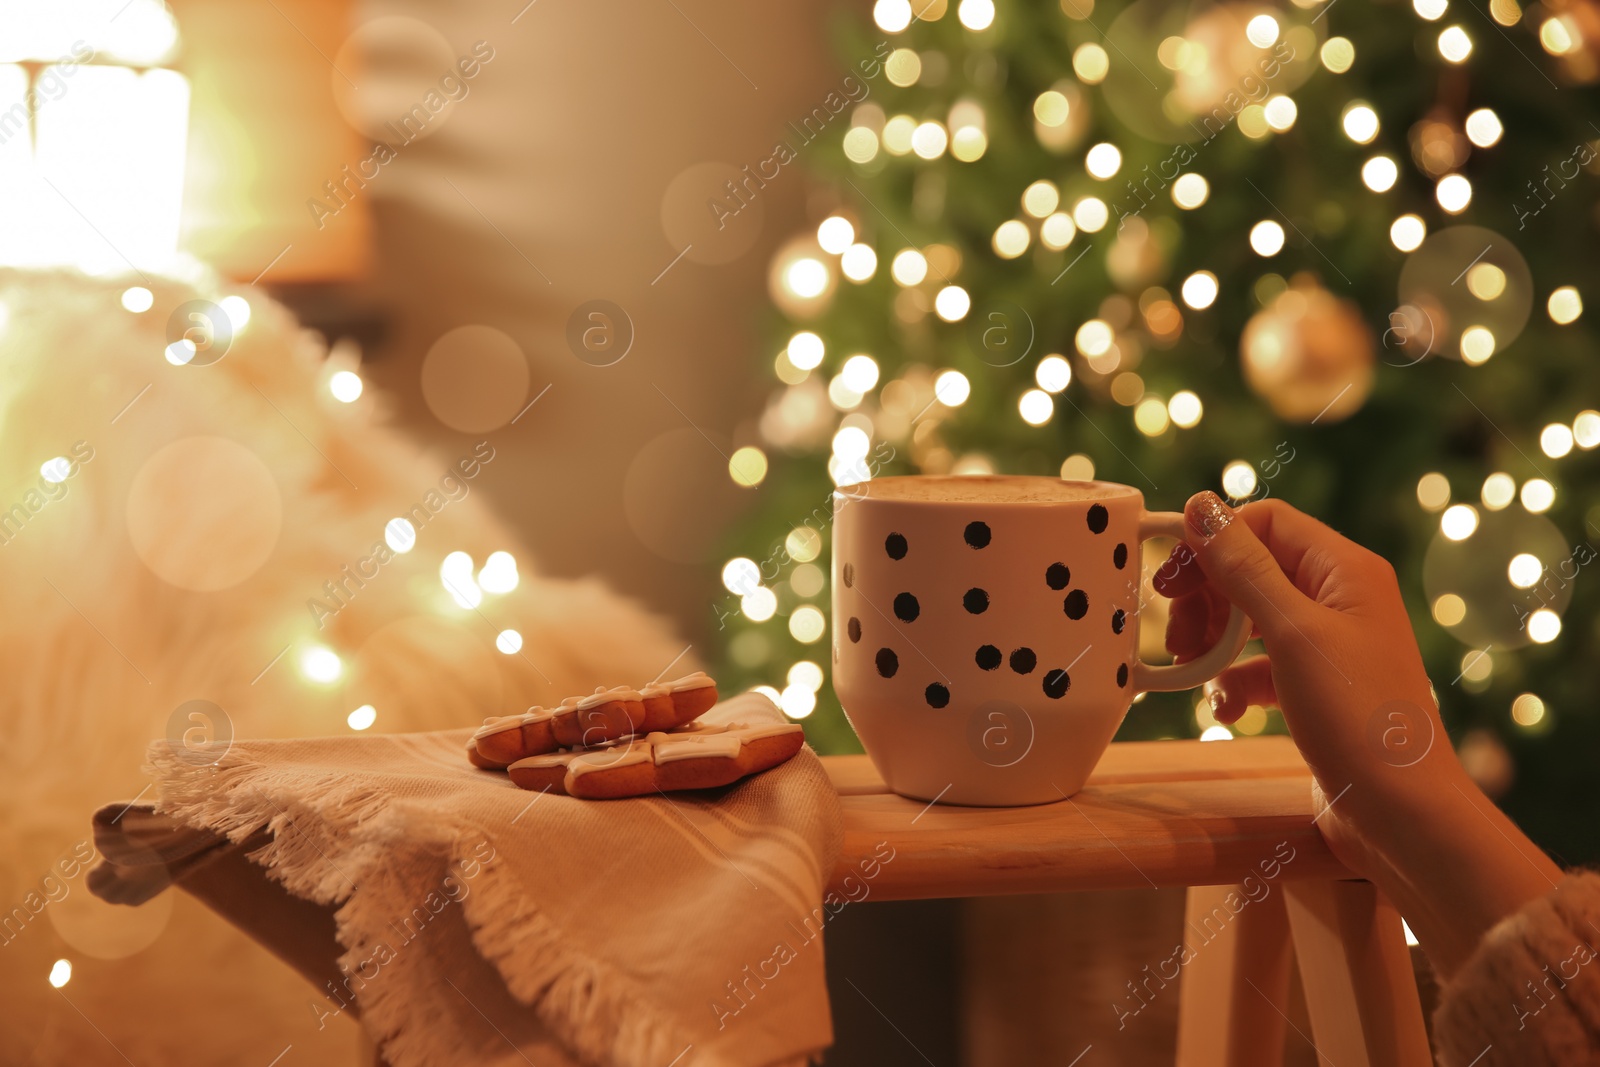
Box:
[90,693,844,1067]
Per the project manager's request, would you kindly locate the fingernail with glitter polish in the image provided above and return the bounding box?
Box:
[1188,491,1235,541]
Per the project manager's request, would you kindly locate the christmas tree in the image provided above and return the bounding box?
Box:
[716,0,1600,862]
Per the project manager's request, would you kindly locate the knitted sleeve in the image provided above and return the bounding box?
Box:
[1433,871,1600,1066]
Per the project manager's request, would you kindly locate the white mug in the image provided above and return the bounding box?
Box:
[831,475,1250,806]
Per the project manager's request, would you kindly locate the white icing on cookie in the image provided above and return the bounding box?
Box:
[575,685,643,711]
[639,672,711,698]
[652,735,743,764]
[568,745,650,776]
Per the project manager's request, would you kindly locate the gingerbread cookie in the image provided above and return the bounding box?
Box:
[506,700,803,799]
[467,673,718,769]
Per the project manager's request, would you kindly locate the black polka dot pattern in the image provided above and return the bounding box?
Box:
[975,645,1001,671]
[894,593,920,622]
[1113,543,1128,569]
[963,587,989,614]
[1063,589,1089,619]
[1009,647,1036,674]
[876,648,898,678]
[1042,669,1071,699]
[964,521,991,549]
[847,617,862,642]
[1087,504,1109,534]
[1111,608,1126,635]
[1046,562,1071,590]
[885,533,908,560]
[842,562,855,587]
[925,683,951,708]
[1117,663,1129,688]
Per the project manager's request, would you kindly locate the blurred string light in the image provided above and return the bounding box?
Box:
[1321,37,1355,73]
[49,960,71,989]
[1023,180,1060,217]
[742,585,777,622]
[1391,214,1427,251]
[935,286,971,321]
[1019,389,1054,425]
[1035,355,1072,392]
[788,331,824,370]
[40,457,70,483]
[935,369,971,406]
[1040,213,1077,249]
[1342,103,1379,144]
[1512,693,1547,729]
[1073,43,1109,83]
[722,557,761,596]
[1436,174,1472,213]
[1362,156,1399,192]
[993,219,1030,258]
[385,517,417,553]
[1433,593,1466,625]
[1528,609,1562,643]
[1060,453,1094,480]
[1172,173,1209,208]
[478,551,519,594]
[1437,25,1473,62]
[495,629,523,655]
[121,287,154,313]
[1574,410,1600,449]
[329,370,363,403]
[1521,478,1555,513]
[1508,552,1543,588]
[729,445,768,487]
[1085,142,1122,179]
[1481,472,1516,510]
[1073,197,1109,232]
[1200,724,1234,742]
[1249,221,1285,256]
[789,605,826,642]
[1441,503,1479,540]
[1221,461,1258,499]
[841,243,878,281]
[1417,471,1451,510]
[1414,0,1448,19]
[1168,390,1203,428]
[1539,16,1579,55]
[1181,271,1219,309]
[874,0,913,32]
[1133,396,1169,436]
[441,551,482,609]
[347,704,377,730]
[1465,109,1503,148]
[1548,287,1583,324]
[958,0,995,31]
[1541,423,1574,458]
[891,248,928,285]
[1263,96,1297,133]
[817,216,854,254]
[300,644,343,684]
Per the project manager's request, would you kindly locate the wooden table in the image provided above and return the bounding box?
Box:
[821,738,1431,1067]
[99,738,1430,1067]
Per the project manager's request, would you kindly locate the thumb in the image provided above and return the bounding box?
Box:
[1183,491,1309,636]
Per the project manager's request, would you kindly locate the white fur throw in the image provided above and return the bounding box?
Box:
[0,268,688,1065]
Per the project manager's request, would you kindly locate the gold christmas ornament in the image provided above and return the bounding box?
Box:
[1239,278,1374,423]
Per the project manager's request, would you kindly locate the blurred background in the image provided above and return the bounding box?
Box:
[1,0,1596,1062]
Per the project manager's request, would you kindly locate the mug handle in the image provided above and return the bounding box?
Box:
[1130,511,1252,693]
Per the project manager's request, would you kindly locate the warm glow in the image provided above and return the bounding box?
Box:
[1465,109,1503,148]
[1040,213,1077,249]
[788,331,825,370]
[1168,390,1203,428]
[1342,104,1380,144]
[993,220,1031,258]
[841,243,878,281]
[1362,156,1398,192]
[935,369,971,406]
[1540,423,1574,458]
[728,445,769,487]
[1023,180,1061,218]
[1459,326,1496,365]
[1072,197,1109,232]
[1508,553,1543,589]
[49,959,71,989]
[1134,396,1170,436]
[817,216,855,254]
[300,645,343,684]
[1433,593,1466,626]
[1035,355,1072,393]
[1263,96,1297,133]
[1247,14,1281,46]
[1249,221,1286,256]
[1073,44,1109,83]
[1521,478,1555,513]
[840,355,880,392]
[1574,410,1600,449]
[1222,461,1258,499]
[348,704,377,730]
[1436,174,1472,214]
[934,285,971,321]
[1437,25,1473,62]
[875,0,913,31]
[1075,319,1113,356]
[1440,504,1478,540]
[1321,37,1355,73]
[1528,609,1561,643]
[1390,214,1426,252]
[1085,142,1122,179]
[1414,0,1449,18]
[1181,271,1218,309]
[1511,693,1546,728]
[1481,472,1516,510]
[742,586,778,622]
[329,371,363,403]
[1416,472,1451,510]
[958,0,996,31]
[1172,173,1209,209]
[722,558,760,595]
[789,605,827,643]
[891,249,929,286]
[121,287,154,313]
[1548,287,1583,325]
[1019,389,1054,426]
[911,121,949,159]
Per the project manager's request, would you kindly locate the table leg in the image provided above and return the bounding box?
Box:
[1176,882,1292,1067]
[1282,879,1430,1067]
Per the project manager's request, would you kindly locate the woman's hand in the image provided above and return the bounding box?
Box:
[1155,491,1562,977]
